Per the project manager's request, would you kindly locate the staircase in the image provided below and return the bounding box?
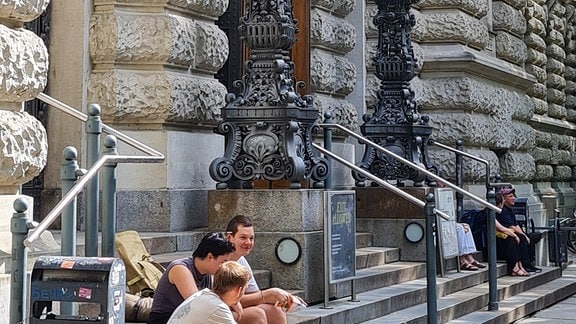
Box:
[128,230,576,324]
[5,229,575,323]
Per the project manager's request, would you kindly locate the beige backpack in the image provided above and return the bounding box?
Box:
[115,230,165,297]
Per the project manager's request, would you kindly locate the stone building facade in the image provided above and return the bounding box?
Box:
[1,0,576,232]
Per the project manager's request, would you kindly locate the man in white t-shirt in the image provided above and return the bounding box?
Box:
[225,215,306,324]
[168,261,250,324]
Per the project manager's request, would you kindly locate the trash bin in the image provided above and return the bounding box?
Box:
[30,256,126,323]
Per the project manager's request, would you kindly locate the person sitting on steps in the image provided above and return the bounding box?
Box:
[456,222,486,271]
[497,187,542,273]
[225,215,307,324]
[148,232,236,324]
[167,261,251,324]
[495,189,532,277]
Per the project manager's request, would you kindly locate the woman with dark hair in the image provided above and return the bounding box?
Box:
[147,232,236,324]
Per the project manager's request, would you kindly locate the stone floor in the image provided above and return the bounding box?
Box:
[514,250,576,323]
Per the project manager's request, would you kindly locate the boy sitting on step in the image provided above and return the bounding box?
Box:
[225,215,307,324]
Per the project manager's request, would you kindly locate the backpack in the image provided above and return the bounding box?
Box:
[115,230,166,297]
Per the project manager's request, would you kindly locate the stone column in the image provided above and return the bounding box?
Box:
[310,0,359,188]
[0,1,49,247]
[88,0,229,231]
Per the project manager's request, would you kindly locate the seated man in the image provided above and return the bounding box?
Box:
[225,215,306,324]
[497,187,541,273]
[167,261,251,324]
[148,233,235,324]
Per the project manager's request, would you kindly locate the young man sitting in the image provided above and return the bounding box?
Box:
[167,261,251,324]
[225,215,306,324]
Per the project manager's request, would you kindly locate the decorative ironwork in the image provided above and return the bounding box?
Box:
[23,3,51,221]
[210,0,329,189]
[353,0,437,187]
[215,0,244,96]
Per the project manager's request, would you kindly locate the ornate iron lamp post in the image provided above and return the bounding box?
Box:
[210,0,329,189]
[354,0,436,187]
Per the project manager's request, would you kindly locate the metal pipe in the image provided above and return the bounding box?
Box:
[85,104,102,257]
[318,123,501,214]
[10,198,31,324]
[554,209,560,267]
[60,147,80,315]
[486,190,498,310]
[102,124,164,159]
[60,146,80,257]
[37,92,88,121]
[101,136,119,257]
[430,139,492,192]
[425,193,438,324]
[313,143,451,221]
[25,154,162,247]
[323,112,333,190]
[37,93,164,159]
[455,140,463,222]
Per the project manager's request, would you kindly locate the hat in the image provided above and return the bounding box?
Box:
[499,187,515,196]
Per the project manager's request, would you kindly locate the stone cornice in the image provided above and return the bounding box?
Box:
[419,44,536,89]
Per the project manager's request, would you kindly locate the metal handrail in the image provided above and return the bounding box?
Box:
[24,94,165,246]
[313,144,451,220]
[429,139,492,191]
[317,123,501,215]
[37,93,164,158]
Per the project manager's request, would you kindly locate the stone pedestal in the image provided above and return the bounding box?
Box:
[114,130,222,232]
[207,189,326,302]
[355,187,434,262]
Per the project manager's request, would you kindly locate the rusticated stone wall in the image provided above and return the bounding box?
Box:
[364,0,537,187]
[310,0,359,131]
[87,0,231,231]
[0,0,49,194]
[88,0,228,126]
[526,0,576,215]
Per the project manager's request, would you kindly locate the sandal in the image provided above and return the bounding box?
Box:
[461,263,479,271]
[471,260,486,268]
[511,269,530,277]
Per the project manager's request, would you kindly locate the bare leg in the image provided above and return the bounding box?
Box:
[260,303,286,324]
[237,306,267,324]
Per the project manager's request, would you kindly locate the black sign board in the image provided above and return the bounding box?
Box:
[325,191,356,283]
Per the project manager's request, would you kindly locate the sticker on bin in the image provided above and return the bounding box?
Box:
[79,287,92,299]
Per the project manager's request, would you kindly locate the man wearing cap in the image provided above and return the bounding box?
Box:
[496,187,541,273]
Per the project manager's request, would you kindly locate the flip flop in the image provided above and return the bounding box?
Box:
[471,260,486,268]
[461,263,479,271]
[511,269,530,276]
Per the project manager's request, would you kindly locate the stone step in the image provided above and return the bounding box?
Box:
[361,266,563,323]
[286,263,510,323]
[356,246,399,269]
[444,265,576,323]
[288,264,576,324]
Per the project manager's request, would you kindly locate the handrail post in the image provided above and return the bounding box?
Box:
[425,193,437,324]
[486,189,498,310]
[86,103,102,257]
[60,146,82,316]
[323,112,333,190]
[11,198,32,324]
[101,136,118,257]
[554,208,560,267]
[455,140,463,221]
[61,146,81,257]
